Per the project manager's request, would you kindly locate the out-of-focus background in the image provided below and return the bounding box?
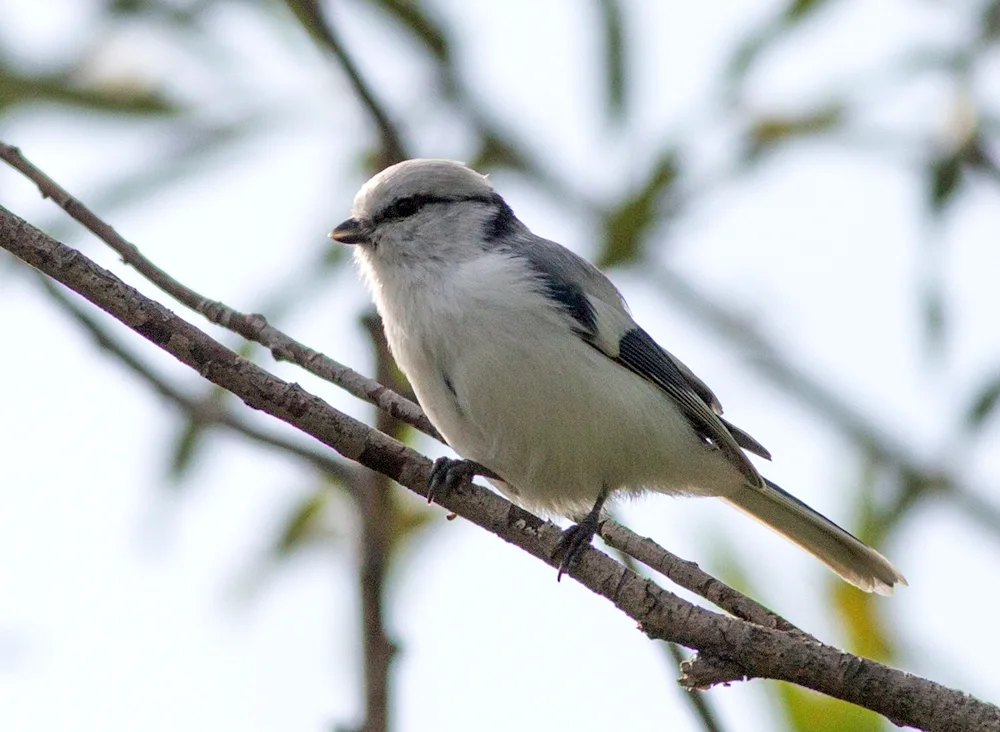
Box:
[2,1,999,730]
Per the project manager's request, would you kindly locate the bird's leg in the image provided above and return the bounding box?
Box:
[427,457,483,504]
[553,486,610,581]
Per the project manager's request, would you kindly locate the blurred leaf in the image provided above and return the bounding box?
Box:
[107,0,202,25]
[470,130,532,174]
[597,0,626,121]
[832,579,894,660]
[389,491,435,551]
[777,684,883,732]
[0,67,178,116]
[168,387,228,481]
[746,104,844,161]
[966,373,1000,431]
[597,150,678,267]
[920,277,946,357]
[928,152,963,212]
[981,0,1000,42]
[368,0,451,63]
[830,461,897,661]
[784,0,831,21]
[275,489,333,557]
[169,416,207,480]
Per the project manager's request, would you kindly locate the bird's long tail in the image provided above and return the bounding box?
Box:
[722,479,907,594]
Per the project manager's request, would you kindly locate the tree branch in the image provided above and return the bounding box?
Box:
[0,140,789,630]
[600,519,805,635]
[0,141,439,442]
[3,204,997,732]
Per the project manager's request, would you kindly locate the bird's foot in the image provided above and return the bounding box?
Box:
[553,511,602,581]
[427,457,479,504]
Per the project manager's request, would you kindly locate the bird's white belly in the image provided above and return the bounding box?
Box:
[393,305,744,519]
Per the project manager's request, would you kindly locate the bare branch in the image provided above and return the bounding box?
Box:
[0,140,777,627]
[600,519,806,635]
[3,204,998,732]
[0,141,439,442]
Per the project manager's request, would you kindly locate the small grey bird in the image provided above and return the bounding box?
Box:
[330,158,906,594]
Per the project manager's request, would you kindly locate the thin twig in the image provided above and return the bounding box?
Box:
[0,141,439,441]
[3,208,996,732]
[600,519,806,635]
[0,140,793,628]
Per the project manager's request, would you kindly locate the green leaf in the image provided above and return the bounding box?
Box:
[275,490,331,557]
[928,153,963,212]
[745,104,844,161]
[784,0,831,21]
[597,151,678,267]
[830,463,897,662]
[597,0,626,121]
[832,579,894,661]
[777,684,884,732]
[388,491,435,551]
[168,417,206,481]
[0,67,178,116]
[966,373,1000,431]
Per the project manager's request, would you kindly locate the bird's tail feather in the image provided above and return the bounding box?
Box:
[722,479,907,594]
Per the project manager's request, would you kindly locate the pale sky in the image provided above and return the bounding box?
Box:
[2,1,999,730]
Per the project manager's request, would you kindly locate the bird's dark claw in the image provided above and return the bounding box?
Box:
[553,512,602,581]
[427,457,478,504]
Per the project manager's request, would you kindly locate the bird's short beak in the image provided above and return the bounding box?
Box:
[329,218,370,245]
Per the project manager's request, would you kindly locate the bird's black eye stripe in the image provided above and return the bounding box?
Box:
[374,194,498,225]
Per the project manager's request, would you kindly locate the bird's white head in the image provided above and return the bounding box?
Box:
[329,159,521,274]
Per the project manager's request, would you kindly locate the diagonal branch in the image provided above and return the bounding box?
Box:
[0,139,791,630]
[3,204,998,732]
[600,519,806,635]
[0,141,438,441]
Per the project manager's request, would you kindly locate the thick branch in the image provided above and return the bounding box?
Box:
[0,140,785,629]
[3,205,997,732]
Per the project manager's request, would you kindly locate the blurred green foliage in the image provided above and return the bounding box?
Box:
[4,1,1000,730]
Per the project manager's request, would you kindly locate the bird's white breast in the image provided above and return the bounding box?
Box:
[359,249,744,518]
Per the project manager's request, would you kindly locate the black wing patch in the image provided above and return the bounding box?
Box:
[515,250,598,336]
[615,328,765,485]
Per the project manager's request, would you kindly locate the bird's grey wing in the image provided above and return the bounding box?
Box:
[654,351,770,458]
[612,327,765,485]
[507,234,770,483]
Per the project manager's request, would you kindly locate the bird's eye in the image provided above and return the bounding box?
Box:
[389,197,421,219]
